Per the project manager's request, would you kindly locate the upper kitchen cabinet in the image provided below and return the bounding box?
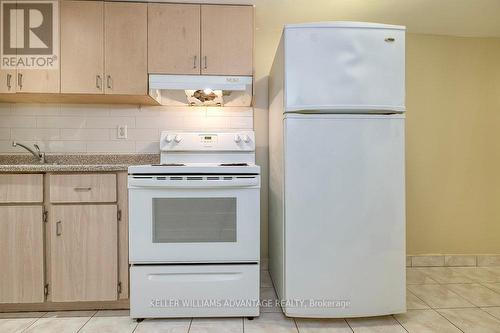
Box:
[104,2,148,95]
[60,1,104,94]
[148,3,201,75]
[0,69,16,94]
[201,5,253,76]
[17,68,60,94]
[4,1,60,94]
[148,4,253,76]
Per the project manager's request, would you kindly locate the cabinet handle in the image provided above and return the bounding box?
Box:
[204,56,207,69]
[17,73,22,90]
[193,55,197,69]
[6,73,12,90]
[74,187,92,191]
[96,75,102,89]
[56,221,62,236]
[107,75,112,89]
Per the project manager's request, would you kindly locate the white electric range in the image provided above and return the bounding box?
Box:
[128,131,260,319]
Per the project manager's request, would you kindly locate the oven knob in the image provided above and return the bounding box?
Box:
[174,135,182,143]
[234,134,241,143]
[165,135,174,143]
[242,134,251,143]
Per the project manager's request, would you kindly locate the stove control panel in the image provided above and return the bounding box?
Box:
[200,134,218,145]
[161,131,255,152]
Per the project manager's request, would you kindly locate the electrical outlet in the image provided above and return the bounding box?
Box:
[117,125,128,139]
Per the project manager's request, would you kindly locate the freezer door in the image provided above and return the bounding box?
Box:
[283,114,406,317]
[284,26,405,112]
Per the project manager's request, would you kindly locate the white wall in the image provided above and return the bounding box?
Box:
[0,103,253,154]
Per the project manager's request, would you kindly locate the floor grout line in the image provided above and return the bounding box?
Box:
[478,281,500,297]
[433,308,466,333]
[342,318,355,333]
[292,317,299,333]
[130,312,140,333]
[391,314,409,333]
[21,311,49,332]
[481,307,500,321]
[20,315,44,333]
[478,309,500,324]
[344,318,355,332]
[406,288,432,309]
[76,310,98,333]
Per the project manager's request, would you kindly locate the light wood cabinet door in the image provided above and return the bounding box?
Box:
[17,70,60,93]
[201,5,253,75]
[104,2,147,95]
[0,174,43,203]
[148,3,201,75]
[50,205,118,302]
[0,3,16,94]
[0,69,16,93]
[61,0,104,94]
[0,206,44,303]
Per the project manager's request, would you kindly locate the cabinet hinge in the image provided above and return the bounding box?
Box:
[117,282,122,294]
[43,208,48,223]
[44,283,49,299]
[117,209,122,222]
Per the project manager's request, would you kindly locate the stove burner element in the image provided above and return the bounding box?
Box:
[219,163,249,166]
[151,163,186,166]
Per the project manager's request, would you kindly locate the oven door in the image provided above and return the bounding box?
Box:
[128,175,260,263]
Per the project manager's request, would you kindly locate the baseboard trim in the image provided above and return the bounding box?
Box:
[0,299,129,313]
[407,255,500,267]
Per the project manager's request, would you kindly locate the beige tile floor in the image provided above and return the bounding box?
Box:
[2,267,500,332]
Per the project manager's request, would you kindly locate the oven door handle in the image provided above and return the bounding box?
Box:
[128,177,260,188]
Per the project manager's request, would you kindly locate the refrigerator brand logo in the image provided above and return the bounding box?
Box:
[1,0,59,69]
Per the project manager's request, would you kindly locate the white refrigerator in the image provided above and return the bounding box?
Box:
[268,22,406,318]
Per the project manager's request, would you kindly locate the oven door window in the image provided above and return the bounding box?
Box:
[152,198,237,243]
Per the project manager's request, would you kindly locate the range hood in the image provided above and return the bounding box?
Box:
[149,75,253,107]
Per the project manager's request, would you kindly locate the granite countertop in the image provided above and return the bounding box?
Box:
[0,154,159,173]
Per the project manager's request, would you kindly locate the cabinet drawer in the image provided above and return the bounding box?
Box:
[0,174,43,203]
[50,174,117,203]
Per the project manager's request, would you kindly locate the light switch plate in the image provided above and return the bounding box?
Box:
[117,125,128,139]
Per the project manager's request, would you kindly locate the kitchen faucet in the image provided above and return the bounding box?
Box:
[12,141,46,164]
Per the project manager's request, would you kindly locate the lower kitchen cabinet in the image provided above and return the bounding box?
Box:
[0,206,44,304]
[50,204,118,302]
[0,171,129,311]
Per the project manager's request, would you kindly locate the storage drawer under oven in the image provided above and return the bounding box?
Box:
[130,264,259,318]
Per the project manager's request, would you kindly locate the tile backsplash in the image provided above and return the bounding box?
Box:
[0,103,253,154]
